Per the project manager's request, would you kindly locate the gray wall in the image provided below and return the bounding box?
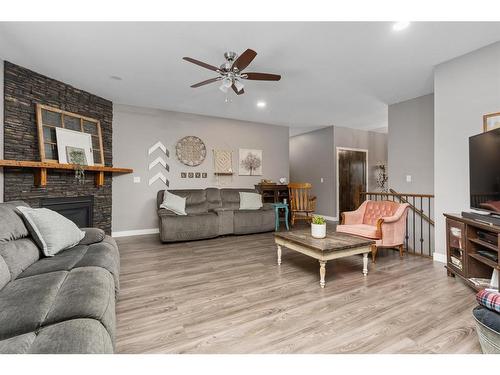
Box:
[289,126,335,218]
[112,104,289,233]
[434,41,500,261]
[289,126,387,218]
[388,94,434,194]
[0,59,3,202]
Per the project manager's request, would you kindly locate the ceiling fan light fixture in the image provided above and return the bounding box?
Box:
[233,79,244,93]
[219,83,229,93]
[223,77,233,87]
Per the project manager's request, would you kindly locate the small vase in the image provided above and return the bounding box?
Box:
[311,223,326,239]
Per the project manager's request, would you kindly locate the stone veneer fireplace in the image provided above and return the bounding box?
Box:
[3,62,113,233]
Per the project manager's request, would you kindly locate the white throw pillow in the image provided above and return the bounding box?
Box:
[160,190,187,215]
[239,192,263,210]
[16,206,85,257]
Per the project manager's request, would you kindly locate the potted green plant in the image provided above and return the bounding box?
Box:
[311,215,327,238]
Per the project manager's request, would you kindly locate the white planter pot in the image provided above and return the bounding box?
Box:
[311,223,326,239]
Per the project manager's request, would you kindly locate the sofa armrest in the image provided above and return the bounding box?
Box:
[341,201,367,225]
[157,208,176,217]
[380,203,410,223]
[79,227,106,245]
[378,204,410,246]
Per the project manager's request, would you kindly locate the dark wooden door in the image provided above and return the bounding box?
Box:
[338,149,367,214]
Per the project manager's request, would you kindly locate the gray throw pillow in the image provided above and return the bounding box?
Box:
[239,192,263,210]
[160,190,187,215]
[16,206,85,257]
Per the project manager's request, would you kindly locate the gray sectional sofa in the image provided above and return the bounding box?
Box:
[157,188,276,242]
[0,201,120,354]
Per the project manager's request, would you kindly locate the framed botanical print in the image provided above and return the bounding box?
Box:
[483,112,500,132]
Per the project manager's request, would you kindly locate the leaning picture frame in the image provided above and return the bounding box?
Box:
[55,128,94,166]
[483,112,500,132]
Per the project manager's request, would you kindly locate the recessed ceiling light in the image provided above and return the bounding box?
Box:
[257,101,266,108]
[110,75,123,81]
[393,22,410,31]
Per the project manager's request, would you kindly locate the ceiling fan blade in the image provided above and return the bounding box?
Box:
[232,49,257,71]
[232,84,245,95]
[190,77,221,88]
[243,72,281,81]
[183,57,219,72]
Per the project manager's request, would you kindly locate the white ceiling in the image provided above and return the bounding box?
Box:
[1,22,500,130]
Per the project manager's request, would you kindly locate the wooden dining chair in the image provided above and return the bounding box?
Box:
[288,183,317,225]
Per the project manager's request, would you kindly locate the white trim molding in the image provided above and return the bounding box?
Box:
[433,252,447,264]
[112,228,159,238]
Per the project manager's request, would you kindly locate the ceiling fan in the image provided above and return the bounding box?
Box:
[183,49,281,95]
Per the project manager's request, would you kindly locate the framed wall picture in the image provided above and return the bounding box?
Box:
[483,112,500,132]
[36,103,104,165]
[239,149,262,176]
[55,128,94,166]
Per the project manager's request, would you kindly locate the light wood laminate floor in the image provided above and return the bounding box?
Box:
[115,231,481,353]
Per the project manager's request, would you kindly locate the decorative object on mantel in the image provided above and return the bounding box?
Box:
[36,104,104,166]
[0,160,132,187]
[176,136,206,167]
[279,177,287,185]
[148,141,170,187]
[483,112,500,132]
[239,149,262,176]
[375,162,388,193]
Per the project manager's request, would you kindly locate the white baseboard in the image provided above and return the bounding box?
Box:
[433,252,447,264]
[112,228,159,238]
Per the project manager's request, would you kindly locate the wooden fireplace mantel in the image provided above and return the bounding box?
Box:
[0,160,133,187]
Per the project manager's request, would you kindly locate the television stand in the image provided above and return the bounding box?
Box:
[445,213,500,291]
[462,211,500,226]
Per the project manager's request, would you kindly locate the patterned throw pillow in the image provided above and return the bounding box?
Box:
[476,289,500,313]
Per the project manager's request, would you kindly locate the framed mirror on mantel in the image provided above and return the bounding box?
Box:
[36,103,105,166]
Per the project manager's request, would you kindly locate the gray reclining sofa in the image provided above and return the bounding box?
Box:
[157,188,276,242]
[0,201,120,354]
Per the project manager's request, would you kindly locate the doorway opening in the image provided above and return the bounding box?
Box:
[336,147,368,219]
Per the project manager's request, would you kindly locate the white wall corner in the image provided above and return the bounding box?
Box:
[432,252,447,264]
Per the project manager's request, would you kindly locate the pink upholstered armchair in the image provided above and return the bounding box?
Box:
[337,200,410,262]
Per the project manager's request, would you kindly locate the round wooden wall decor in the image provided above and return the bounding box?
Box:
[175,136,207,166]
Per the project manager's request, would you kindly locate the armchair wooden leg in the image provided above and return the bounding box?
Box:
[371,244,378,263]
[398,244,404,257]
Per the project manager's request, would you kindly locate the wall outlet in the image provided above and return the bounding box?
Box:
[320,177,324,183]
[406,175,412,183]
[133,176,141,184]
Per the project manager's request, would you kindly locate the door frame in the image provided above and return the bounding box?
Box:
[336,147,369,220]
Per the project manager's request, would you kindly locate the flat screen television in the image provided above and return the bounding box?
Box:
[469,127,500,214]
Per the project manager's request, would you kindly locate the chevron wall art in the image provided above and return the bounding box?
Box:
[148,141,170,186]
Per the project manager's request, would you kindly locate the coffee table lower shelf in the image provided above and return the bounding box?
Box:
[274,235,372,288]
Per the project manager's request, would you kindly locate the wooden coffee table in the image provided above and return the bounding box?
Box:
[274,229,375,288]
